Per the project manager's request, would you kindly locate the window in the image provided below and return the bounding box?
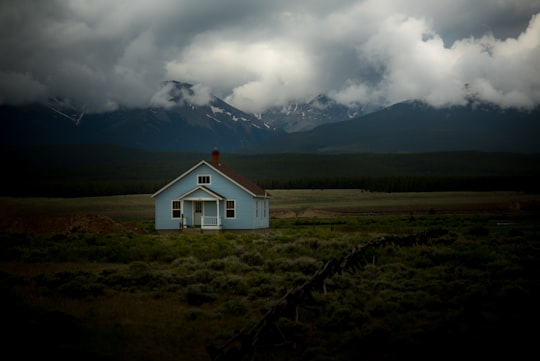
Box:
[225,200,236,218]
[172,200,181,218]
[255,199,263,218]
[198,175,211,185]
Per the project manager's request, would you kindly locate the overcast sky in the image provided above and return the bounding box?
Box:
[1,0,539,113]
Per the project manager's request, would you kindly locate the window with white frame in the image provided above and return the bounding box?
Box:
[197,175,211,185]
[172,200,181,218]
[225,200,236,218]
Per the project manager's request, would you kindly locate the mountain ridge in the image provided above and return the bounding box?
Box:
[0,81,282,152]
[252,100,540,153]
[257,94,366,132]
[1,81,539,153]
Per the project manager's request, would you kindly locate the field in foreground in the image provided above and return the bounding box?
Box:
[1,190,539,225]
[1,191,539,361]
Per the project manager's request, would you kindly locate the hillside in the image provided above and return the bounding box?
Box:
[3,92,539,154]
[0,81,280,152]
[255,101,540,153]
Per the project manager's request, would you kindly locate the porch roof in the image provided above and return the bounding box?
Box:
[176,185,225,201]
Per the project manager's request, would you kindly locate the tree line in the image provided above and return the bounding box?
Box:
[3,175,538,198]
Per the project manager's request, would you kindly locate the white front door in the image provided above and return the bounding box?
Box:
[194,201,203,226]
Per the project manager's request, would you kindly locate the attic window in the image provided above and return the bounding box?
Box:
[198,175,211,185]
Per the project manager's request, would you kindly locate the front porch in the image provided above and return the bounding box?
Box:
[175,186,226,231]
[179,217,223,232]
[180,211,224,231]
[201,216,222,230]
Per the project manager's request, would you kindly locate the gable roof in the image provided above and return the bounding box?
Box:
[151,160,269,198]
[208,161,268,197]
[176,185,225,200]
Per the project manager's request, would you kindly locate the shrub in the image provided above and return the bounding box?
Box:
[186,269,219,285]
[219,299,248,316]
[247,284,279,299]
[318,303,368,331]
[33,271,104,299]
[468,226,490,237]
[211,275,249,295]
[222,256,251,273]
[239,252,265,267]
[57,275,105,299]
[170,256,199,270]
[293,256,322,275]
[184,284,217,306]
[263,256,320,275]
[128,261,151,276]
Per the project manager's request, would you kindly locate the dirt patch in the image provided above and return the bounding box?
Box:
[271,208,341,218]
[0,213,145,235]
[270,200,526,218]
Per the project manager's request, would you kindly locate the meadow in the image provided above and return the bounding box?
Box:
[1,190,539,361]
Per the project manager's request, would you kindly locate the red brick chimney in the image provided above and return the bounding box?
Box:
[211,147,220,165]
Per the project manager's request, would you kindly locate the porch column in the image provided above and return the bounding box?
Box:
[216,199,220,226]
[180,199,185,228]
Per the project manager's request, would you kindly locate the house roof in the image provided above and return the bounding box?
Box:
[151,159,269,199]
[207,161,268,197]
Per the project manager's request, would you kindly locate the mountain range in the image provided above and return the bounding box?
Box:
[256,100,540,153]
[1,81,539,153]
[0,81,281,152]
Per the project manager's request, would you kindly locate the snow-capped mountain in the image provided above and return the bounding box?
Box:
[3,80,539,154]
[258,94,366,133]
[258,100,540,153]
[46,97,86,125]
[151,81,273,131]
[0,81,282,152]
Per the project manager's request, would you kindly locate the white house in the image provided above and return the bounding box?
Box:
[151,148,270,231]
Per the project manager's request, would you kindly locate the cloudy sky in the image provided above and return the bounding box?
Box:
[1,0,539,114]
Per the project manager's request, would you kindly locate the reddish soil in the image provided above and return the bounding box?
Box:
[0,214,146,235]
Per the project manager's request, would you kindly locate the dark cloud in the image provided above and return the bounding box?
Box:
[1,0,539,113]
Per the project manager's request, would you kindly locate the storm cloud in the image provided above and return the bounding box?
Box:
[1,0,539,113]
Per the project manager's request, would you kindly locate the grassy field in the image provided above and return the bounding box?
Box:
[268,190,539,213]
[1,190,538,221]
[1,191,539,361]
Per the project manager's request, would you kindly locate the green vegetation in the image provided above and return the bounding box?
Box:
[1,192,539,360]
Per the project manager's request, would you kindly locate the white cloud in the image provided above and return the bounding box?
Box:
[328,11,540,110]
[167,38,319,112]
[0,72,47,105]
[452,13,540,109]
[150,82,212,109]
[0,0,539,113]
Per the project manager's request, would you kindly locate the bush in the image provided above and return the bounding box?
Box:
[239,252,265,267]
[211,275,249,295]
[33,271,104,299]
[184,284,217,306]
[219,299,248,316]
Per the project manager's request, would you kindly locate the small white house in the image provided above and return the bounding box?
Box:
[151,148,270,231]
